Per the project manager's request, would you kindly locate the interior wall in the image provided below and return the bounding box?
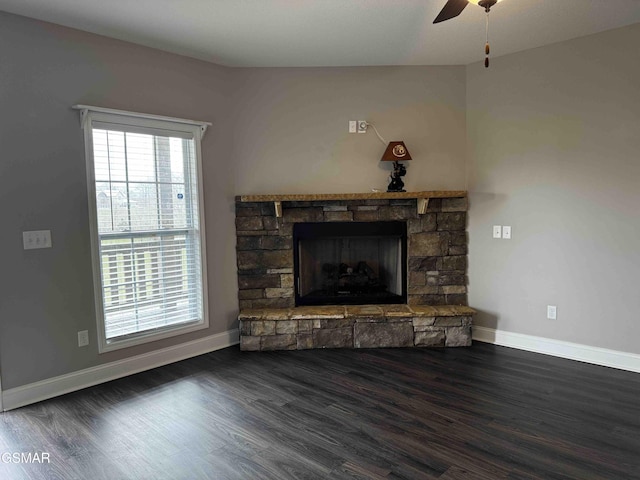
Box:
[6,7,635,394]
[232,66,467,195]
[466,24,640,354]
[0,12,238,390]
[0,12,467,393]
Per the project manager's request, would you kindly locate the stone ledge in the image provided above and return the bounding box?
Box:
[239,304,475,351]
[239,304,475,321]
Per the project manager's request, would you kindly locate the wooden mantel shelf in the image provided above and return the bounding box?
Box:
[236,191,467,217]
[236,191,466,202]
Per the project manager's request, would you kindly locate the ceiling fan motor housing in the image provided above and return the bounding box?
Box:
[477,0,498,12]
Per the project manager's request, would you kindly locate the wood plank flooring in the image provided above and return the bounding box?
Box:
[1,343,639,479]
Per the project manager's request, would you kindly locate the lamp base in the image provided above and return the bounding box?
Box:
[387,177,406,193]
[387,161,407,192]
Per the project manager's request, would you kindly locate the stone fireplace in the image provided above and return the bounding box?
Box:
[235,192,474,350]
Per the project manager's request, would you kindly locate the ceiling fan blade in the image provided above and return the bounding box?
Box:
[433,0,469,23]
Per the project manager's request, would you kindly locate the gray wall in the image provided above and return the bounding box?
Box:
[0,12,467,391]
[0,12,238,389]
[232,66,467,194]
[1,10,637,392]
[466,23,640,354]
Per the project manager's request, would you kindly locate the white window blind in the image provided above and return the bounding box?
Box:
[77,106,209,351]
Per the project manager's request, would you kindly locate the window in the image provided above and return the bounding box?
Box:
[77,106,210,352]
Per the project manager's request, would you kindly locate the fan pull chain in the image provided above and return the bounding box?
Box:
[485,11,490,68]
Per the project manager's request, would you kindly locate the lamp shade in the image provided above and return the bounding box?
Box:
[381,141,412,162]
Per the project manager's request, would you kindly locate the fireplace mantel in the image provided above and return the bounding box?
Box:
[236,191,467,217]
[236,191,467,202]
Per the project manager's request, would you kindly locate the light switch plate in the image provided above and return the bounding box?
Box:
[547,305,557,320]
[502,226,512,239]
[493,225,502,239]
[78,330,89,347]
[23,230,52,250]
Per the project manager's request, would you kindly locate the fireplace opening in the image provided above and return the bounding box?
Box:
[293,222,407,306]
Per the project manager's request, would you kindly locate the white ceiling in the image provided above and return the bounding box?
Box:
[1,0,640,67]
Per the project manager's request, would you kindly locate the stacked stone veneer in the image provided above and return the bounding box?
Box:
[239,305,474,351]
[235,197,468,309]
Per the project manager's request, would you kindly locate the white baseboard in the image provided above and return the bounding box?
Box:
[473,326,640,373]
[2,329,239,412]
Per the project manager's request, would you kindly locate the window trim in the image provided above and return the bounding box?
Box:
[76,105,210,353]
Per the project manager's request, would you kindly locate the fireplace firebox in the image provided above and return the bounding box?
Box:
[293,222,407,306]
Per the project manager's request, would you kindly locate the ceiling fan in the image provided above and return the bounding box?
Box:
[433,0,500,24]
[433,0,502,67]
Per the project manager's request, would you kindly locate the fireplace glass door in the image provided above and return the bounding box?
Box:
[294,222,407,306]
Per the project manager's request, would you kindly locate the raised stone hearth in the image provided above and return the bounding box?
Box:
[239,304,475,351]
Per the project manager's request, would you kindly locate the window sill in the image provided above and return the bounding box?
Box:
[98,319,208,353]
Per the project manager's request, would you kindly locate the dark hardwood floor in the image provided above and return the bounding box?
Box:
[1,343,639,479]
